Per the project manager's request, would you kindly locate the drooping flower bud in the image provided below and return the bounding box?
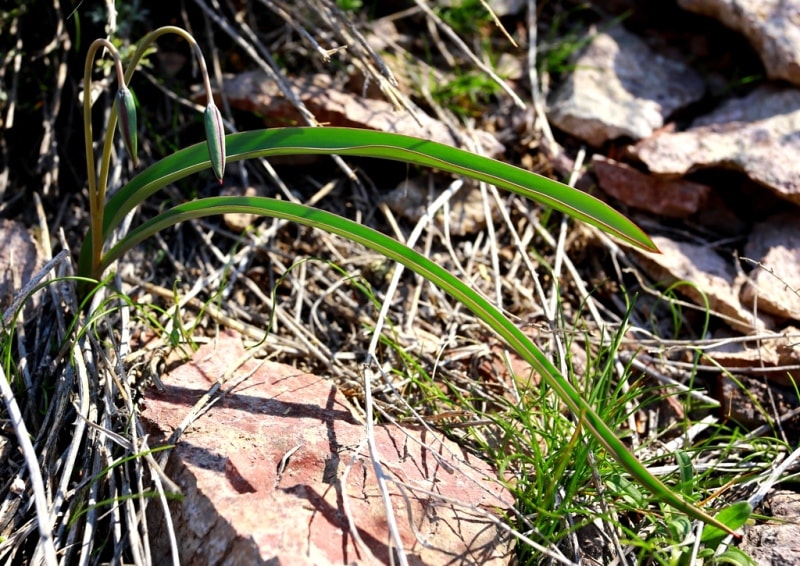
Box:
[116,87,138,168]
[204,102,226,183]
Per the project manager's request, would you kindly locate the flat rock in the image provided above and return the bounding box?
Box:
[215,72,504,157]
[634,236,771,333]
[678,0,800,86]
[740,490,800,564]
[221,185,259,232]
[631,85,800,203]
[383,179,497,236]
[741,212,800,320]
[547,24,705,146]
[592,155,711,217]
[706,326,800,387]
[0,218,43,319]
[142,332,513,565]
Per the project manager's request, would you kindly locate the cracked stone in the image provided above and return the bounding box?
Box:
[741,212,800,321]
[631,85,800,204]
[143,332,513,565]
[740,490,800,564]
[547,24,705,146]
[634,235,772,333]
[592,155,711,218]
[213,72,504,157]
[678,0,800,86]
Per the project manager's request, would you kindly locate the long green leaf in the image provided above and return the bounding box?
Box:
[78,127,657,278]
[101,195,736,537]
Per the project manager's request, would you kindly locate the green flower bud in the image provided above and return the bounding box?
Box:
[116,87,138,168]
[204,102,226,183]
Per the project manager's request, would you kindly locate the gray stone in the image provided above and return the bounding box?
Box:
[740,490,800,565]
[383,179,498,237]
[0,219,43,320]
[437,0,525,17]
[705,325,800,387]
[634,236,772,333]
[547,24,705,146]
[678,0,800,86]
[631,85,800,203]
[741,212,800,321]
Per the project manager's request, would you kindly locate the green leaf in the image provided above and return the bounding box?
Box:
[607,473,645,508]
[712,546,756,566]
[676,450,695,497]
[77,124,740,537]
[700,501,752,548]
[92,127,657,253]
[667,515,692,541]
[94,196,735,537]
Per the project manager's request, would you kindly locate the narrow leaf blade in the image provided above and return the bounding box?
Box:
[97,127,658,252]
[99,196,734,537]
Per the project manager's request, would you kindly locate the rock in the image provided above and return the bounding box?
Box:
[214,72,504,157]
[547,24,705,146]
[592,155,711,217]
[740,490,800,564]
[143,332,513,565]
[631,85,800,204]
[741,212,800,320]
[485,0,526,16]
[383,179,498,236]
[221,185,259,232]
[634,236,771,333]
[717,374,799,428]
[706,326,800,387]
[0,218,44,320]
[678,0,800,86]
[437,0,525,16]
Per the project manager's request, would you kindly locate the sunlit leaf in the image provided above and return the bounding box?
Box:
[93,195,734,536]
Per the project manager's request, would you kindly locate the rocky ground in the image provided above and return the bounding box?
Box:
[1,0,799,564]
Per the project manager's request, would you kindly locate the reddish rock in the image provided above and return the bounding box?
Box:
[142,332,513,565]
[631,86,800,204]
[592,155,711,217]
[212,72,504,157]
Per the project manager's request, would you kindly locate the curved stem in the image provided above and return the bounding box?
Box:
[125,26,213,96]
[83,38,124,278]
[84,26,216,282]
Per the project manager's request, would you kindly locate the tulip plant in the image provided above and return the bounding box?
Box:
[79,27,747,540]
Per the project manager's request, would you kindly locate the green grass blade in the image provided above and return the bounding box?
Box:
[79,127,658,277]
[101,195,735,537]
